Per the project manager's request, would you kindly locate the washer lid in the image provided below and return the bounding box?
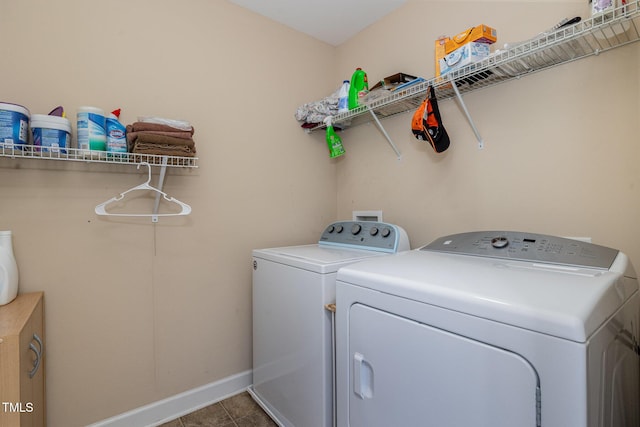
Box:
[337,246,638,342]
[253,244,387,274]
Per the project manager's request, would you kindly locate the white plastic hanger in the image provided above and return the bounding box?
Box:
[95,162,191,222]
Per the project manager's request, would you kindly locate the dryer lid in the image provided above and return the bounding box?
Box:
[337,233,638,342]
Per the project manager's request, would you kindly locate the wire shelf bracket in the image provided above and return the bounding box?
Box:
[451,80,485,149]
[367,108,402,159]
[152,156,170,222]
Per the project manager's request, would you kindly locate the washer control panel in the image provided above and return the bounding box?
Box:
[422,231,619,269]
[319,221,408,253]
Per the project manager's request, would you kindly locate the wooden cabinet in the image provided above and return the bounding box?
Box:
[0,292,45,427]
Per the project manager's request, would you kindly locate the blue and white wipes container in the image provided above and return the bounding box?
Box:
[77,106,106,155]
[31,114,72,154]
[0,102,30,149]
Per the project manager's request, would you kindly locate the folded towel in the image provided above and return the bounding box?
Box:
[125,120,197,157]
[131,133,195,147]
[126,130,194,145]
[127,122,194,135]
[132,142,197,157]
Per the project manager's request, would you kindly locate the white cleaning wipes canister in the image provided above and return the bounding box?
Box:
[77,106,106,154]
[31,114,72,154]
[0,103,30,149]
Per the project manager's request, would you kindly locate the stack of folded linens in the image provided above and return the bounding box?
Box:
[126,117,196,157]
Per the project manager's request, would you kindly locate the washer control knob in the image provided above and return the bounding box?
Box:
[335,225,344,233]
[327,225,335,233]
[370,227,379,236]
[381,227,391,238]
[491,237,509,249]
[351,224,362,235]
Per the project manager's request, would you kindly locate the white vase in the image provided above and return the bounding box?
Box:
[0,230,19,306]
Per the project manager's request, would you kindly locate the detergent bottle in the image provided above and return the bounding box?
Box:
[0,230,18,306]
[106,109,127,154]
[338,80,350,113]
[348,68,369,110]
[324,117,345,158]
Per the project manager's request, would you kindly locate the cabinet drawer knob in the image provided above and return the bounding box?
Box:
[28,333,43,378]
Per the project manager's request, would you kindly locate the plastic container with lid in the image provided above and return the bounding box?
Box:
[77,106,106,155]
[0,102,30,149]
[31,114,72,154]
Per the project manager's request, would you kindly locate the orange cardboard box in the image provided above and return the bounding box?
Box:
[444,24,497,54]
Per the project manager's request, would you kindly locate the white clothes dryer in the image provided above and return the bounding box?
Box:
[250,221,410,427]
[335,231,640,427]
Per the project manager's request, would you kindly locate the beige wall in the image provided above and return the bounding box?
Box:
[0,1,336,426]
[1,0,639,426]
[335,0,640,265]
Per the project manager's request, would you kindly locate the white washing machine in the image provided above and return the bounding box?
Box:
[335,231,640,427]
[250,221,410,427]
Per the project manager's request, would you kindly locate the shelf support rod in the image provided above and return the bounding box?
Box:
[451,81,484,149]
[367,108,402,159]
[152,156,169,223]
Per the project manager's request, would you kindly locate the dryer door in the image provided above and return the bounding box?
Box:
[347,304,540,427]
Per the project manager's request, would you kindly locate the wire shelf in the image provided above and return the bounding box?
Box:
[306,0,640,133]
[0,144,198,168]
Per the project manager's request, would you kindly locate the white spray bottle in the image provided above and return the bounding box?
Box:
[0,230,18,306]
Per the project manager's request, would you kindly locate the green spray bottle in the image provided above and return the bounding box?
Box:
[324,116,345,158]
[348,67,369,110]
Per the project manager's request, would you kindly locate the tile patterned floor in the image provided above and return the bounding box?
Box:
[159,391,278,427]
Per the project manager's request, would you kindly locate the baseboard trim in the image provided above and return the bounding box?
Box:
[87,370,253,427]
